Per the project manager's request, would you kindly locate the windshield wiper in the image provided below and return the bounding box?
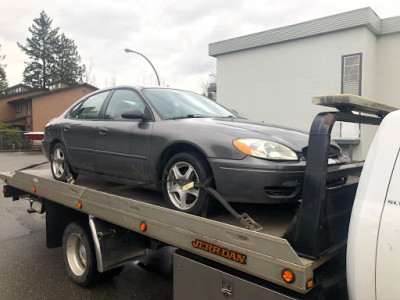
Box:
[219,115,241,119]
[170,114,207,120]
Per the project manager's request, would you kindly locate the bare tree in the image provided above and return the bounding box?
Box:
[85,59,96,85]
[104,73,116,88]
[200,72,216,101]
[0,44,8,95]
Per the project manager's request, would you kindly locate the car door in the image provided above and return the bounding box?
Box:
[95,88,154,181]
[62,90,110,172]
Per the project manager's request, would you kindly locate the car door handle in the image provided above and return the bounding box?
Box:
[99,128,108,135]
[63,125,70,132]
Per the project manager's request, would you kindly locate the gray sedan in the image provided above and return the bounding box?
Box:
[42,86,348,215]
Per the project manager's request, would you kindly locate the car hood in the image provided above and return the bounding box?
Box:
[177,117,309,152]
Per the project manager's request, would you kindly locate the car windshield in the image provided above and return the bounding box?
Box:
[142,88,239,120]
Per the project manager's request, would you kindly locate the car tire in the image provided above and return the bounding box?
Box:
[162,152,211,215]
[63,222,98,287]
[50,142,77,182]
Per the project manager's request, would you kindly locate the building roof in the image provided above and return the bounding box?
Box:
[209,7,400,57]
[4,83,98,104]
[4,116,27,123]
[0,87,47,100]
[5,84,32,92]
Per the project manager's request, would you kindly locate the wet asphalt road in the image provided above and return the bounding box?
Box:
[0,151,173,300]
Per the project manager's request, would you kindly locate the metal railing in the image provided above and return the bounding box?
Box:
[0,130,33,151]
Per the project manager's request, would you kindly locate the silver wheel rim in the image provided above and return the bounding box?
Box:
[66,233,87,276]
[167,161,200,210]
[52,147,65,178]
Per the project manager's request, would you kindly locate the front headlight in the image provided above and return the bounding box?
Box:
[233,138,299,161]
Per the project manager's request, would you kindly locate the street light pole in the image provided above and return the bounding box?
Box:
[124,48,160,86]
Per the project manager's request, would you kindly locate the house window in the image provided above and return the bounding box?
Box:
[341,53,362,95]
[16,103,22,113]
[49,83,62,91]
[7,87,22,95]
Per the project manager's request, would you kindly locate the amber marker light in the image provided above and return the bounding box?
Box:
[233,140,253,156]
[140,222,147,232]
[307,279,314,289]
[32,187,36,193]
[282,269,295,284]
[77,201,82,209]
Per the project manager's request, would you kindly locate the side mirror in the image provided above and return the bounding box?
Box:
[121,109,143,120]
[121,108,152,121]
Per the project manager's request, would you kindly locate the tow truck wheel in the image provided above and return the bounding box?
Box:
[63,222,98,287]
[163,152,211,215]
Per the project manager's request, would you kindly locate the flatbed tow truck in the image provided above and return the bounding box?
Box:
[2,95,399,299]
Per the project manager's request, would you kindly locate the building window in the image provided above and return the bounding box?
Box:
[333,53,363,142]
[7,87,22,95]
[49,83,62,91]
[341,53,362,95]
[27,102,31,116]
[16,103,22,113]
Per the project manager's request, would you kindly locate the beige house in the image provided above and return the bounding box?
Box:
[0,81,97,132]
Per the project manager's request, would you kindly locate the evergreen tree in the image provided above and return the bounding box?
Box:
[18,11,86,88]
[17,10,59,88]
[51,33,85,84]
[0,45,8,95]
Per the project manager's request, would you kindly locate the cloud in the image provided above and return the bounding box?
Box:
[1,0,400,91]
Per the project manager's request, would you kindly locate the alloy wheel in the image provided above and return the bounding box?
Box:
[52,147,65,179]
[167,161,200,210]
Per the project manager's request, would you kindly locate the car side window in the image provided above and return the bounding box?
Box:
[105,89,146,120]
[70,91,109,119]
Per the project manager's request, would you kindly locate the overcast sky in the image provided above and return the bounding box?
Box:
[0,0,399,93]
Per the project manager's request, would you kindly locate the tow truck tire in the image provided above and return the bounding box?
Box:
[63,222,98,287]
[50,143,77,182]
[163,152,211,215]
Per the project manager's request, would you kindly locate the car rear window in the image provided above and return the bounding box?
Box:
[70,91,109,119]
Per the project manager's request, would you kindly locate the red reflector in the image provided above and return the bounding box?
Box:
[2,189,5,194]
[4,179,7,183]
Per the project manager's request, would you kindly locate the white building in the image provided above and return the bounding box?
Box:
[209,7,400,159]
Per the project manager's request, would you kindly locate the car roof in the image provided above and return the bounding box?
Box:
[99,85,198,94]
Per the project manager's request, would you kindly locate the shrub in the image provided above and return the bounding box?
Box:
[0,123,32,150]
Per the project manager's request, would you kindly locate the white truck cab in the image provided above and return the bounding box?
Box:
[347,110,400,299]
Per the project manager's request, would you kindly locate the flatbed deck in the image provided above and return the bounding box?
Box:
[1,165,322,294]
